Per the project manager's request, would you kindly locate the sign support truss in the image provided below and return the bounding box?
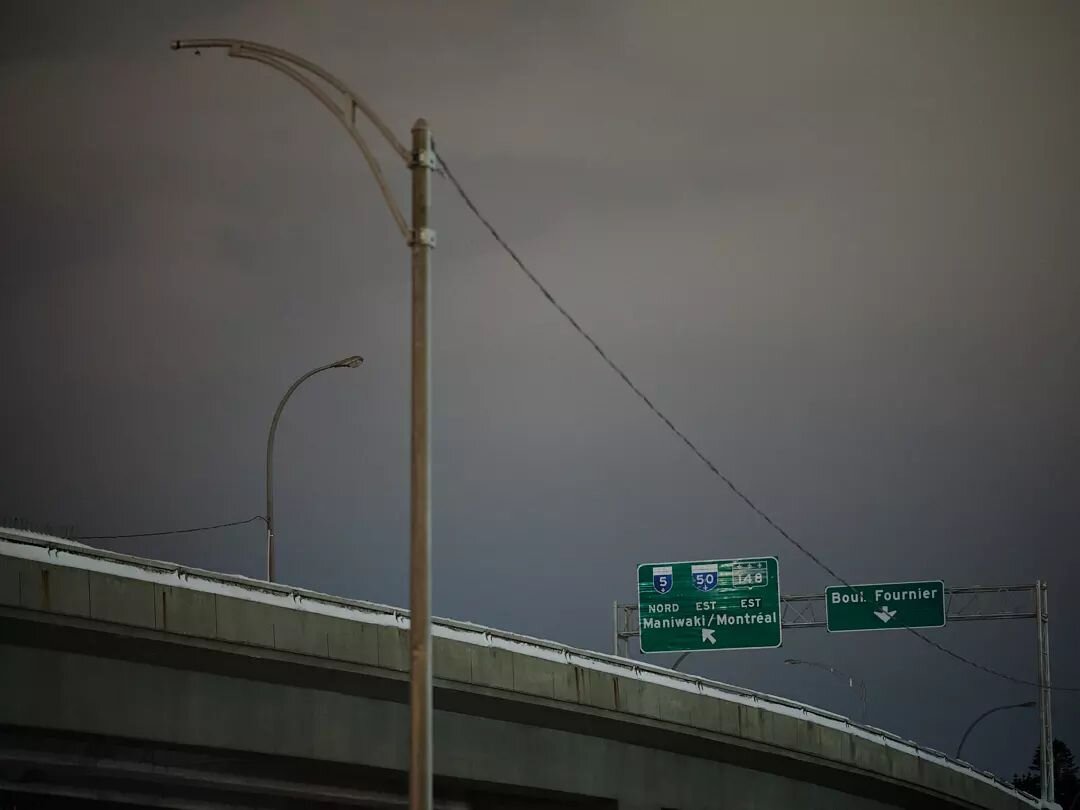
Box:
[612,582,1053,802]
[615,584,1036,644]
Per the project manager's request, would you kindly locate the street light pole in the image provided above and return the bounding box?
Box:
[408,118,434,810]
[785,658,869,724]
[171,40,434,810]
[954,701,1036,761]
[1036,579,1055,804]
[266,355,364,582]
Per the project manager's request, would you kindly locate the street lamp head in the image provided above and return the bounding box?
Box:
[336,355,364,369]
[784,658,803,665]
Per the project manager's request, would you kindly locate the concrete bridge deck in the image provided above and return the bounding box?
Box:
[0,529,1046,809]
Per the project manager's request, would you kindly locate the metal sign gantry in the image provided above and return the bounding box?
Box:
[613,582,1053,803]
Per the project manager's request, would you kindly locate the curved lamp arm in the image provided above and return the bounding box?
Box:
[954,701,1036,760]
[266,355,363,581]
[171,38,410,239]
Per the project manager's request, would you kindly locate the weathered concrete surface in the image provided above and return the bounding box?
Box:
[0,533,1042,810]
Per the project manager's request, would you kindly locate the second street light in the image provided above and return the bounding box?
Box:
[266,355,364,583]
[955,701,1036,761]
[172,39,435,810]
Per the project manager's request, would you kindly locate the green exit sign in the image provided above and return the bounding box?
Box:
[637,557,781,653]
[825,580,946,633]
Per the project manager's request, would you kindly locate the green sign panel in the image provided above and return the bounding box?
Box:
[825,580,946,633]
[637,557,781,653]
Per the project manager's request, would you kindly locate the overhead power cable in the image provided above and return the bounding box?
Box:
[76,515,266,541]
[433,141,1078,694]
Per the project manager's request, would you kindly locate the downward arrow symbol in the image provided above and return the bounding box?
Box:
[702,628,716,644]
[874,606,897,623]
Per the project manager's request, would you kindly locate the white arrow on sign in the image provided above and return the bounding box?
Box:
[702,628,716,644]
[874,606,897,623]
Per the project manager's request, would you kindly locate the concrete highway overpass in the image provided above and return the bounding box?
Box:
[0,529,1049,809]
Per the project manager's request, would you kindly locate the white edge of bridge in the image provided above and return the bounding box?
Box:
[0,529,1041,808]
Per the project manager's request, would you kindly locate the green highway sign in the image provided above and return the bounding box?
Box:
[825,580,946,633]
[637,557,781,653]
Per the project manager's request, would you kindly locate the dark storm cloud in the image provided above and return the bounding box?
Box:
[2,0,1078,780]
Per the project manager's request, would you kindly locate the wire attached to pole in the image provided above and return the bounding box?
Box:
[433,141,1080,695]
[76,515,266,541]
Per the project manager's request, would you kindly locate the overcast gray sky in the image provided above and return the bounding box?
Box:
[2,0,1078,782]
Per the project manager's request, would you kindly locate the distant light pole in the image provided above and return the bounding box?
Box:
[785,658,869,723]
[266,356,364,582]
[954,701,1036,761]
[172,38,435,810]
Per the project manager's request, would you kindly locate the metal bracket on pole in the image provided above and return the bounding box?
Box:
[409,228,437,248]
[412,148,438,171]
